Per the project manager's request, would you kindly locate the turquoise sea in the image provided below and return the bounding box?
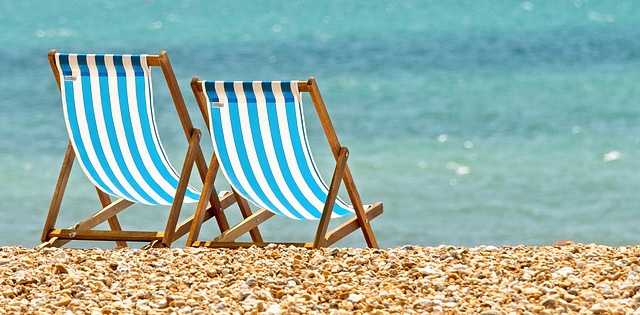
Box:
[2,1,640,248]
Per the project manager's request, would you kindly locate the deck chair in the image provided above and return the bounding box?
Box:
[41,50,235,248]
[188,77,383,248]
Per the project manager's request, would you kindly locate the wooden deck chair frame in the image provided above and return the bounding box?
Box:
[41,50,235,248]
[188,77,383,249]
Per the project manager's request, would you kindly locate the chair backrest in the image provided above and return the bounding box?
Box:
[199,80,353,220]
[53,53,200,205]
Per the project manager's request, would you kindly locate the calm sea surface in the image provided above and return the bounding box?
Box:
[2,1,640,248]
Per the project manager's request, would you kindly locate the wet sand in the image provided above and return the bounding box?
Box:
[1,243,639,314]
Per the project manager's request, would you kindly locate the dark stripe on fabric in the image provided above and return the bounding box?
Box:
[281,81,350,215]
[203,80,354,219]
[132,61,176,203]
[225,82,286,216]
[262,82,310,219]
[243,82,301,218]
[114,59,171,204]
[205,82,255,203]
[59,54,115,197]
[209,93,265,211]
[57,53,202,205]
[95,55,155,204]
[94,55,108,76]
[282,84,352,216]
[77,55,136,201]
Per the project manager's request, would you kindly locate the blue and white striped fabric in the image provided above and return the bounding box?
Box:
[54,53,200,205]
[200,81,354,220]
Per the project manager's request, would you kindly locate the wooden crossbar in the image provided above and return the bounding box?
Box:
[175,191,235,240]
[48,230,164,242]
[325,202,383,247]
[191,242,313,249]
[212,209,275,243]
[189,203,383,249]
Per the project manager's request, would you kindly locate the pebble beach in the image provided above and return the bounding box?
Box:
[1,244,640,314]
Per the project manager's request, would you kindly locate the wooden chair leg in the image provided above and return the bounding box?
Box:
[187,155,219,246]
[314,146,349,248]
[200,156,230,234]
[342,170,378,248]
[39,198,135,248]
[192,148,231,234]
[305,78,378,248]
[96,188,127,248]
[42,142,75,243]
[162,129,201,247]
[325,202,383,247]
[41,143,132,248]
[177,191,235,244]
[233,189,264,242]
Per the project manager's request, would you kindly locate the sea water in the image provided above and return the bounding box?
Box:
[2,1,640,248]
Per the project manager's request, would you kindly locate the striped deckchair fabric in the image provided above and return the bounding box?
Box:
[41,50,235,248]
[189,77,383,248]
[54,53,200,205]
[202,80,352,220]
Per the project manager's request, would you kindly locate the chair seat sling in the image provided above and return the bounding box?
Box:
[54,53,200,205]
[200,81,353,220]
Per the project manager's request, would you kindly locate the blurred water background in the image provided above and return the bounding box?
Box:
[2,1,640,248]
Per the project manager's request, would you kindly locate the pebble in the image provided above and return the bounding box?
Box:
[0,244,639,313]
[245,277,257,287]
[400,244,415,250]
[55,264,68,274]
[347,293,365,303]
